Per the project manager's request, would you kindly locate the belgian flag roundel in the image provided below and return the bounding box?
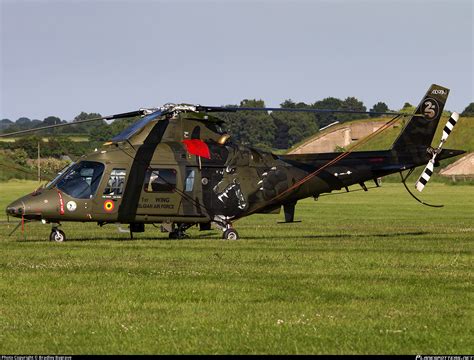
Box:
[104,200,115,212]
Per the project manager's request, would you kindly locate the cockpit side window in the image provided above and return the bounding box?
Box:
[103,169,127,197]
[56,161,105,199]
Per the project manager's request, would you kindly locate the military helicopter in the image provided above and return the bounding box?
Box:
[2,84,464,241]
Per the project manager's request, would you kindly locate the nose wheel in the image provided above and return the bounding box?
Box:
[222,228,239,240]
[50,229,66,242]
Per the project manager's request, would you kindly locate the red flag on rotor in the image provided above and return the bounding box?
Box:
[182,139,211,159]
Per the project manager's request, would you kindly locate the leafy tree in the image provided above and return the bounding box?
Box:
[16,117,32,128]
[338,97,367,122]
[286,114,318,148]
[89,122,114,141]
[42,137,70,157]
[13,136,42,158]
[280,99,311,109]
[74,112,101,122]
[311,96,367,126]
[31,119,42,127]
[369,102,389,117]
[400,102,416,114]
[28,157,71,178]
[71,112,103,134]
[11,148,29,166]
[312,97,343,128]
[42,116,62,136]
[272,100,317,149]
[0,119,13,131]
[43,116,61,126]
[461,102,474,116]
[280,99,297,109]
[107,116,140,139]
[219,99,276,149]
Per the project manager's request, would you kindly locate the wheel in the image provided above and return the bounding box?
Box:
[50,229,66,242]
[223,228,239,240]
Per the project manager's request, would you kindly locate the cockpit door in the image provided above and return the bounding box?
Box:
[92,166,128,219]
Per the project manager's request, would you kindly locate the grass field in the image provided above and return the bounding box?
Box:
[0,180,472,354]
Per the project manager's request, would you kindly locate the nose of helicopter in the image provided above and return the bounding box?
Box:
[6,201,23,218]
[6,199,25,218]
[5,192,49,220]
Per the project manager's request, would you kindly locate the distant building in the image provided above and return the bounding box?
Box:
[289,119,395,154]
[440,153,474,180]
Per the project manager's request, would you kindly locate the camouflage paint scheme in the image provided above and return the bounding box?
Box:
[5,84,465,239]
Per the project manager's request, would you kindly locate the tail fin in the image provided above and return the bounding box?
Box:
[392,84,449,152]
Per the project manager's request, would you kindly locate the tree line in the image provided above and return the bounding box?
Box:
[1,99,473,154]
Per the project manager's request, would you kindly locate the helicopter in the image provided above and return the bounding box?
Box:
[2,84,465,241]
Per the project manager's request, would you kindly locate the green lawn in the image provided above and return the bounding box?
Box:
[0,180,472,354]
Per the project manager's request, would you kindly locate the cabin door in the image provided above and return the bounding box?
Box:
[92,165,128,218]
[136,166,183,216]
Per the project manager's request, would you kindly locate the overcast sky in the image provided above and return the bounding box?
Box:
[1,0,472,121]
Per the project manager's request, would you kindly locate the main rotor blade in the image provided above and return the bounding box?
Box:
[0,109,151,138]
[111,109,163,142]
[197,105,421,117]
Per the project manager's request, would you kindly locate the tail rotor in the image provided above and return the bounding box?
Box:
[415,112,460,192]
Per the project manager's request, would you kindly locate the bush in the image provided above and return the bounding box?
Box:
[461,103,474,116]
[27,157,71,179]
[11,148,29,166]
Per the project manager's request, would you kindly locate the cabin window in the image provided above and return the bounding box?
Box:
[144,168,176,192]
[103,169,127,196]
[185,169,195,192]
[56,161,105,199]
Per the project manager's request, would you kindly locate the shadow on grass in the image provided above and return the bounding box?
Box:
[246,231,429,240]
[9,230,430,243]
[9,231,220,243]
